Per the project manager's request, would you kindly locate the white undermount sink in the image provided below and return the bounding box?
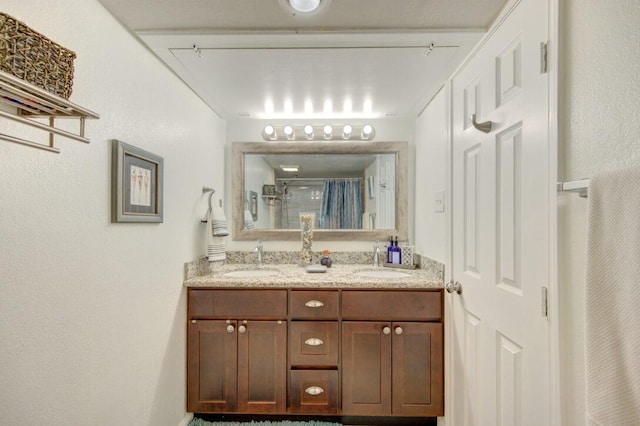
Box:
[353,269,410,279]
[223,269,279,278]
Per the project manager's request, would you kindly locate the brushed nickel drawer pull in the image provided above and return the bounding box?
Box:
[305,300,324,308]
[305,386,324,396]
[304,337,324,346]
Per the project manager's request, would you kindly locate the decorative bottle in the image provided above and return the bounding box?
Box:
[391,236,402,264]
[299,212,315,266]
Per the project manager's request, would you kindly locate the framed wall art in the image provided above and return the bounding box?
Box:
[111,139,164,223]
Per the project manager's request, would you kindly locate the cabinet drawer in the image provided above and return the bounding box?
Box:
[290,370,339,414]
[290,322,339,367]
[342,290,442,321]
[188,289,287,319]
[290,290,339,319]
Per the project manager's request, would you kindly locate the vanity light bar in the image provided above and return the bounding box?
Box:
[262,124,375,141]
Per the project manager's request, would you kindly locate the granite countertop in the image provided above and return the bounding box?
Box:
[184,263,444,289]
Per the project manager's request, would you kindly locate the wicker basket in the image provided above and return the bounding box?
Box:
[0,12,75,99]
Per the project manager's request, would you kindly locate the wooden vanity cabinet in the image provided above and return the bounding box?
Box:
[187,287,443,419]
[341,290,444,417]
[187,289,287,414]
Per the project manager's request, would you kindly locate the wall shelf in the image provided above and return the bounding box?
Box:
[0,70,99,153]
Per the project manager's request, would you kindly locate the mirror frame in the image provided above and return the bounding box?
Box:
[232,141,408,241]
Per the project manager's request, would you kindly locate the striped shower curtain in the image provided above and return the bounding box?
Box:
[320,179,363,229]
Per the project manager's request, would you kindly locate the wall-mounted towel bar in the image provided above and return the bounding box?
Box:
[201,187,222,222]
[557,179,589,198]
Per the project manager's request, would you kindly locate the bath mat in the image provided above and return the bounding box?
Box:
[189,418,342,426]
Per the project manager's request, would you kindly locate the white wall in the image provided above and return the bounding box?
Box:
[0,1,225,425]
[559,1,640,424]
[413,88,447,262]
[225,118,416,252]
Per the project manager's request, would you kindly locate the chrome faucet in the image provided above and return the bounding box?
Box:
[255,240,264,269]
[373,241,381,268]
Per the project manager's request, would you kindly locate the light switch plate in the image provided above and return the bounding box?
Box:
[434,191,445,213]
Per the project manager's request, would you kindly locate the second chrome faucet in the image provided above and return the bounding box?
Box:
[373,241,381,267]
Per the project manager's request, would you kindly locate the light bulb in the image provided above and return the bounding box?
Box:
[263,125,276,140]
[284,125,294,138]
[304,125,314,138]
[361,124,375,140]
[342,124,352,139]
[323,124,333,139]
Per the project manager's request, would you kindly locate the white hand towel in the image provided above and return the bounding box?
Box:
[206,210,226,262]
[585,165,640,425]
[244,209,255,229]
[211,206,229,236]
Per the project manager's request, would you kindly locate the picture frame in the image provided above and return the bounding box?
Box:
[111,139,164,223]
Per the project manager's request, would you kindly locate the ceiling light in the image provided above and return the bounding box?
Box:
[288,0,320,13]
[280,165,299,172]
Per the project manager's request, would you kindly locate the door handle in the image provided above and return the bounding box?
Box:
[446,280,463,295]
[471,114,493,133]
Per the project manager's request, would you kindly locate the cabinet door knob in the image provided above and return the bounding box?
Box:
[238,325,247,334]
[226,324,235,333]
[383,326,391,335]
[305,386,325,396]
[304,337,324,346]
[395,326,403,335]
[305,300,324,308]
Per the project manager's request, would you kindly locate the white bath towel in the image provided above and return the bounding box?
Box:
[206,210,226,262]
[585,165,640,426]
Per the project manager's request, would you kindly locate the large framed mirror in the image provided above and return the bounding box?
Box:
[232,141,407,241]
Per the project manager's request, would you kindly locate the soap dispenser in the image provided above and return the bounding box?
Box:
[391,236,402,264]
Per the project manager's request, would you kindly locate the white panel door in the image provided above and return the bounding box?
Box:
[449,0,552,425]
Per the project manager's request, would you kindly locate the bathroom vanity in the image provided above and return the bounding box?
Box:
[185,264,444,421]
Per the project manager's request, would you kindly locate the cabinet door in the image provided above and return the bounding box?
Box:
[392,322,444,416]
[187,320,238,413]
[342,321,392,416]
[237,320,287,413]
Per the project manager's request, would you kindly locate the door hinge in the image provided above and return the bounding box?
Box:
[540,42,548,74]
[541,286,548,317]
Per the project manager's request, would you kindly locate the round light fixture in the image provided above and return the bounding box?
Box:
[283,125,294,138]
[278,0,331,15]
[289,0,320,13]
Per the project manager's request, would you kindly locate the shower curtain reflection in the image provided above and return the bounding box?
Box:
[320,179,363,229]
[276,178,363,229]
